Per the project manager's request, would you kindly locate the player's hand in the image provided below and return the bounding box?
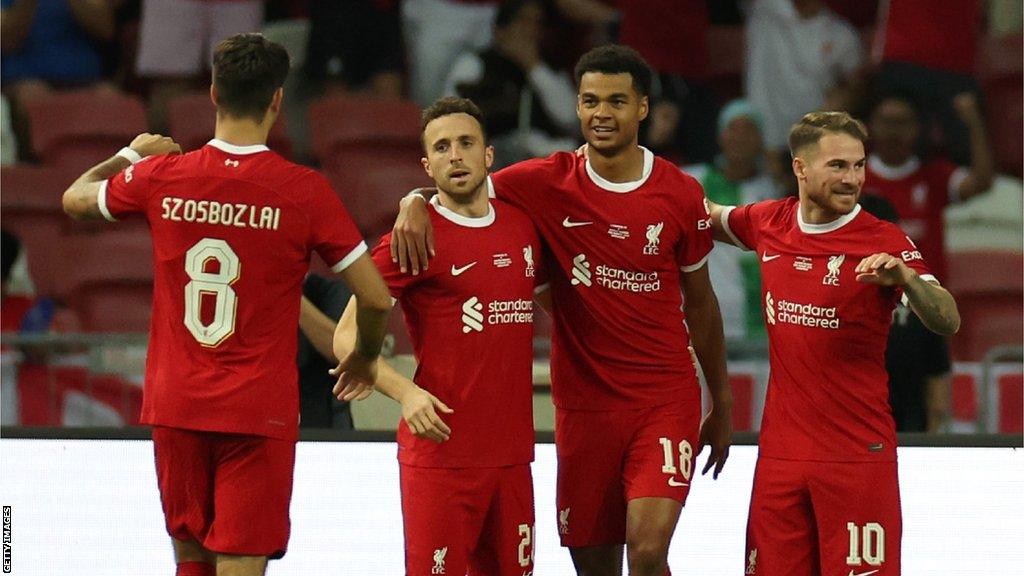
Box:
[952,92,983,126]
[329,351,379,402]
[390,191,436,276]
[128,133,182,158]
[574,143,588,158]
[401,386,454,443]
[855,253,915,287]
[699,404,732,479]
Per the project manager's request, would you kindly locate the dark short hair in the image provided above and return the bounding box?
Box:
[788,111,869,157]
[868,91,922,120]
[574,44,652,97]
[420,97,488,147]
[212,33,290,123]
[495,0,539,28]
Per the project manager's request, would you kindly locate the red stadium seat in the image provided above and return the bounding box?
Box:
[23,90,148,173]
[56,230,153,303]
[978,33,1023,84]
[945,251,1024,360]
[997,373,1023,433]
[73,283,152,333]
[729,373,755,432]
[951,371,979,422]
[167,91,293,157]
[323,160,432,242]
[308,96,423,165]
[0,165,78,297]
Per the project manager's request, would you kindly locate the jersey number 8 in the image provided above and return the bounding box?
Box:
[184,238,240,347]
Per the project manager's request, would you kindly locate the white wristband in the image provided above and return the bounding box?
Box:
[116,147,143,165]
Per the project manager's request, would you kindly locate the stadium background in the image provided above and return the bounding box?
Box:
[1,0,1022,574]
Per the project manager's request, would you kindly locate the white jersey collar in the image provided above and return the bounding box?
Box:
[585,146,654,193]
[797,202,861,234]
[430,194,495,228]
[868,154,920,181]
[207,139,270,155]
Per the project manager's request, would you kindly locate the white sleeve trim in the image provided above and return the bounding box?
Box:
[719,205,749,250]
[330,241,369,273]
[679,254,709,273]
[97,180,118,222]
[901,274,940,305]
[948,166,970,203]
[533,282,550,295]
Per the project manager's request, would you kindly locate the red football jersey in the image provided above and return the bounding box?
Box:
[101,139,366,441]
[723,197,934,461]
[372,197,542,468]
[492,149,712,410]
[863,154,967,282]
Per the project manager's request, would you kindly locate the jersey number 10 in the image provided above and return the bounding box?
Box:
[184,238,240,347]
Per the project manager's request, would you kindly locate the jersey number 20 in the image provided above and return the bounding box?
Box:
[184,238,240,347]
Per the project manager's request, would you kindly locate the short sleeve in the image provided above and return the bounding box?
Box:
[101,156,162,221]
[676,185,714,272]
[306,175,368,273]
[370,234,425,300]
[893,232,935,283]
[490,155,564,212]
[722,201,768,252]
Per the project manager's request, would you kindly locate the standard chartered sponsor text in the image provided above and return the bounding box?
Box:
[776,299,840,329]
[487,299,533,325]
[595,265,660,293]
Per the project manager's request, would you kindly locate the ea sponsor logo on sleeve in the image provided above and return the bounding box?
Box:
[461,296,533,333]
[569,253,660,293]
[765,291,840,329]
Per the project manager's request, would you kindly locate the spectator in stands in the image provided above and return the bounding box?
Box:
[683,99,778,341]
[401,0,501,106]
[616,0,719,164]
[872,0,984,165]
[297,275,354,429]
[443,0,578,167]
[745,0,864,181]
[304,0,404,100]
[1,0,117,160]
[862,91,994,283]
[858,194,951,433]
[135,0,263,131]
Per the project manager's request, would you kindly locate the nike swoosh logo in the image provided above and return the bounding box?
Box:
[451,262,477,276]
[562,217,593,228]
[848,570,880,576]
[667,478,689,487]
[762,253,781,262]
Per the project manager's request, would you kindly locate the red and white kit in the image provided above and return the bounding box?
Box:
[492,148,712,546]
[723,197,935,576]
[372,197,541,575]
[103,139,366,557]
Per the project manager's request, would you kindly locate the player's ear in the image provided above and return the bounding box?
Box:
[270,88,283,114]
[792,156,806,181]
[422,156,433,179]
[576,94,583,119]
[638,95,649,122]
[484,145,494,170]
[209,84,218,107]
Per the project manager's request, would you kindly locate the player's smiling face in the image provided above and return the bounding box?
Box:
[577,72,648,154]
[795,132,866,219]
[421,112,494,199]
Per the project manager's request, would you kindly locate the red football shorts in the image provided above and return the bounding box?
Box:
[400,463,535,575]
[745,456,902,576]
[554,401,701,547]
[152,426,296,559]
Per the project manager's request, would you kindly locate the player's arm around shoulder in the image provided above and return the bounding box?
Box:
[62,133,181,220]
